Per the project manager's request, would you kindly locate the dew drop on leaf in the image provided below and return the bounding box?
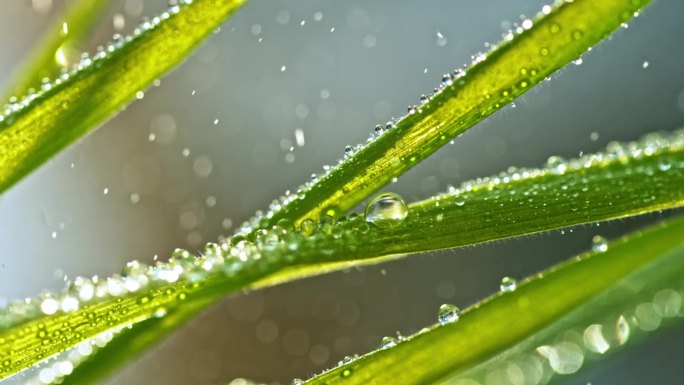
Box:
[380,336,397,349]
[591,235,608,253]
[657,158,672,171]
[365,192,408,227]
[299,218,316,236]
[616,314,630,345]
[437,303,460,325]
[500,276,518,292]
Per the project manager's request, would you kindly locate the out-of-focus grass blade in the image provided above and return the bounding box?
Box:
[0,0,246,194]
[2,0,111,102]
[304,215,684,385]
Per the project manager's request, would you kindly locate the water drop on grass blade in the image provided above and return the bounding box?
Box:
[500,277,518,292]
[365,193,408,227]
[591,235,608,253]
[380,336,397,349]
[438,303,460,325]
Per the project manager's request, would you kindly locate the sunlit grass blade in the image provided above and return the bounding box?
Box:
[1,0,111,102]
[1,129,681,381]
[243,0,652,234]
[0,0,246,194]
[303,215,684,385]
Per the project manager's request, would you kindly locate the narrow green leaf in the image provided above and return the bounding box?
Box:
[2,0,111,102]
[58,294,219,385]
[1,129,680,380]
[304,215,684,385]
[0,0,246,194]
[243,0,651,233]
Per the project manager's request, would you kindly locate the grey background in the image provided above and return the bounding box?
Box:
[1,0,683,384]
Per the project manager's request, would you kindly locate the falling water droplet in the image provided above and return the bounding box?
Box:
[365,192,408,227]
[437,303,460,325]
[591,235,608,253]
[500,276,518,292]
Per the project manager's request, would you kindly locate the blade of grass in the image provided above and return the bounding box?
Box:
[242,0,652,234]
[0,0,246,194]
[303,215,684,385]
[2,0,111,102]
[1,129,681,381]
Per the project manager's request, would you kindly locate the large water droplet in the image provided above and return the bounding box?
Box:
[500,276,518,292]
[365,192,408,227]
[438,303,460,325]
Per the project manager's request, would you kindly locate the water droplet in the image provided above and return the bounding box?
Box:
[380,336,397,349]
[292,379,303,385]
[500,277,518,292]
[441,73,453,86]
[299,218,316,236]
[365,192,408,227]
[438,303,460,325]
[616,314,630,344]
[341,355,355,365]
[344,145,355,157]
[546,156,567,174]
[591,235,608,253]
[657,158,672,171]
[40,298,59,315]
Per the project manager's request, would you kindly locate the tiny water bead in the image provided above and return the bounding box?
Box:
[500,277,518,292]
[364,192,408,228]
[591,235,608,253]
[438,303,460,325]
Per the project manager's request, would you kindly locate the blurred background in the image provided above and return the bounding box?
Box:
[1,0,684,384]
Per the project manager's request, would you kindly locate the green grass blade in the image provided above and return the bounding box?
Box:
[242,0,651,234]
[58,294,218,385]
[1,129,681,380]
[2,0,111,102]
[0,0,246,194]
[302,215,684,385]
